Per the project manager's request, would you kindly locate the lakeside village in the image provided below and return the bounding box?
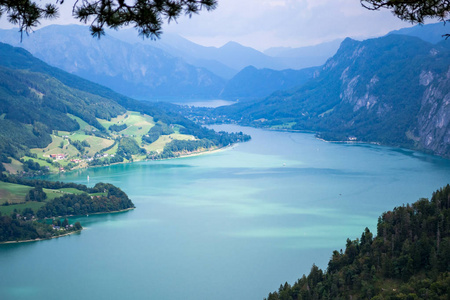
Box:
[49,151,116,171]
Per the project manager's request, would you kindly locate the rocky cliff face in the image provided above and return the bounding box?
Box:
[416,67,450,156]
[221,34,450,158]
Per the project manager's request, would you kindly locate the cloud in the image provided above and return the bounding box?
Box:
[163,0,409,50]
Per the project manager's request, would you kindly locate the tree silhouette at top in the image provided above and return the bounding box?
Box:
[361,0,450,37]
[0,0,217,39]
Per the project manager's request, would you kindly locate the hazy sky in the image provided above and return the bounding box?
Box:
[0,0,415,51]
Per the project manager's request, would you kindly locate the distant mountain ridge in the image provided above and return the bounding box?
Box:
[109,28,340,77]
[387,22,449,44]
[0,25,225,101]
[0,25,331,102]
[219,66,318,101]
[215,33,450,158]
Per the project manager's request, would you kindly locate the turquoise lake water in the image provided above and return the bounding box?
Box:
[1,125,450,300]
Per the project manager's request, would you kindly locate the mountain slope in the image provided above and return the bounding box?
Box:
[219,66,318,101]
[263,39,343,70]
[106,30,239,79]
[0,25,225,101]
[216,34,450,157]
[387,22,449,44]
[108,28,319,76]
[0,42,250,166]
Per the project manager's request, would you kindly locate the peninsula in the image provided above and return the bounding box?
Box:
[0,171,135,243]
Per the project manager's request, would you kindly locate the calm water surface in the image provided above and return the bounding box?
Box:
[175,99,238,107]
[1,125,450,300]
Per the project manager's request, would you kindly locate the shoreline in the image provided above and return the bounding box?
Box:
[52,144,237,174]
[160,144,236,159]
[0,229,82,245]
[82,207,136,216]
[0,207,135,245]
[48,207,136,219]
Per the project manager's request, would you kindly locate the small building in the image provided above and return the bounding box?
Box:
[50,154,66,160]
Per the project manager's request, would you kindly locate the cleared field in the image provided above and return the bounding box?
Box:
[58,188,87,194]
[0,181,32,204]
[170,133,195,141]
[0,183,105,215]
[105,143,118,155]
[43,187,88,201]
[67,132,92,142]
[68,114,95,131]
[102,112,155,134]
[33,135,79,159]
[144,135,173,152]
[0,201,45,216]
[22,156,53,169]
[69,133,114,155]
[97,112,128,129]
[143,133,196,152]
[2,158,24,174]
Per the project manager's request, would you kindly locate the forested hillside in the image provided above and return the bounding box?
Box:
[0,42,250,172]
[266,185,450,300]
[214,34,450,158]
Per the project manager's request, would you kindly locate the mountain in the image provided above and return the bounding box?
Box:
[263,39,343,70]
[215,34,450,158]
[106,29,239,79]
[387,22,449,44]
[107,28,321,77]
[266,185,450,300]
[0,42,250,166]
[0,25,225,101]
[219,66,318,101]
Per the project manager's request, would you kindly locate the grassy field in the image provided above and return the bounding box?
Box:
[69,133,114,156]
[22,156,54,169]
[143,133,196,152]
[67,114,95,131]
[0,201,46,216]
[2,158,24,174]
[0,183,104,215]
[0,181,32,204]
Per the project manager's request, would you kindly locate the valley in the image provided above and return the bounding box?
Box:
[0,12,449,300]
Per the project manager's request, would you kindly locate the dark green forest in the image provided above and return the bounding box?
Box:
[266,185,450,300]
[0,214,82,243]
[36,183,134,218]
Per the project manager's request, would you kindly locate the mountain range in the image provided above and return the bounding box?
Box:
[0,25,337,101]
[213,32,450,158]
[0,25,226,101]
[1,21,449,158]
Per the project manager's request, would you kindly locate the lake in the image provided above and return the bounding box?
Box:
[1,125,450,300]
[174,99,238,108]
